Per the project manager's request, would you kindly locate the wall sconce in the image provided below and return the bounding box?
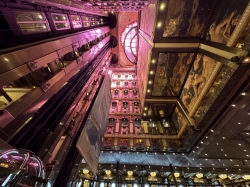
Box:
[127,171,133,176]
[242,175,250,180]
[174,172,180,178]
[219,174,227,179]
[196,173,203,178]
[105,170,111,175]
[83,168,89,174]
[150,172,156,177]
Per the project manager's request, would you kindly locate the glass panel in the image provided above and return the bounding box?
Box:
[52,14,68,21]
[18,23,48,33]
[13,11,46,21]
[55,22,70,29]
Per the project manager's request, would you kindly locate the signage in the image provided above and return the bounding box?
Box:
[77,75,111,175]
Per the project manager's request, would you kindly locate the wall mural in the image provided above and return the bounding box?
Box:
[171,106,189,133]
[163,0,215,37]
[152,53,194,96]
[180,54,218,112]
[205,0,249,44]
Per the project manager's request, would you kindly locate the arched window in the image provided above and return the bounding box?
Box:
[121,22,138,63]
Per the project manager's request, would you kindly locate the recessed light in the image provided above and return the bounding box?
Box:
[151,59,156,64]
[241,93,246,95]
[216,143,219,145]
[221,149,223,151]
[205,154,207,156]
[160,3,165,10]
[206,136,208,138]
[197,147,199,148]
[212,164,214,166]
[238,122,241,125]
[246,133,249,135]
[244,150,247,152]
[148,80,152,84]
[205,159,207,161]
[247,155,249,157]
[230,159,232,161]
[201,141,204,144]
[193,151,195,153]
[232,104,236,107]
[218,159,221,161]
[211,130,214,132]
[225,154,227,156]
[239,144,242,146]
[157,22,162,28]
[222,137,225,139]
[150,71,154,75]
[226,168,228,170]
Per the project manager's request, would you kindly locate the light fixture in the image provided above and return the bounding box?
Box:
[105,170,111,175]
[232,104,236,107]
[238,143,242,146]
[157,22,162,28]
[174,173,180,178]
[83,168,89,174]
[242,175,250,180]
[160,3,165,10]
[211,130,214,132]
[219,174,227,179]
[151,59,156,64]
[150,70,154,75]
[222,137,225,139]
[127,171,133,176]
[148,80,152,84]
[150,172,156,177]
[147,89,151,93]
[241,93,246,95]
[196,173,203,178]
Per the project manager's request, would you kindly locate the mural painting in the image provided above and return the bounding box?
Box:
[206,0,249,44]
[180,54,218,112]
[152,53,194,96]
[163,0,215,37]
[171,106,189,133]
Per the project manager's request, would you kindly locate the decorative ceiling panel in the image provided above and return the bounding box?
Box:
[152,53,194,97]
[205,0,249,45]
[180,54,219,112]
[146,103,175,118]
[163,0,216,37]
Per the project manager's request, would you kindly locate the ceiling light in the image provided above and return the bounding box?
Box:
[230,159,232,161]
[247,155,249,157]
[157,22,162,28]
[151,59,156,64]
[197,147,199,148]
[246,133,249,135]
[205,154,207,156]
[174,172,180,178]
[241,93,246,95]
[242,175,250,180]
[216,143,219,145]
[150,70,154,75]
[211,130,214,132]
[144,107,148,110]
[232,104,236,107]
[225,154,227,156]
[193,151,195,153]
[105,170,111,175]
[201,141,203,144]
[206,136,208,138]
[83,168,89,174]
[127,171,133,176]
[222,137,225,139]
[219,174,227,179]
[238,144,242,146]
[150,172,156,177]
[148,81,152,84]
[147,89,151,93]
[221,149,223,151]
[159,3,165,10]
[244,150,246,152]
[196,173,203,178]
[238,122,241,125]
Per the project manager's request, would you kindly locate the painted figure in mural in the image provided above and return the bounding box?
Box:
[181,54,216,111]
[208,11,241,43]
[163,0,185,37]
